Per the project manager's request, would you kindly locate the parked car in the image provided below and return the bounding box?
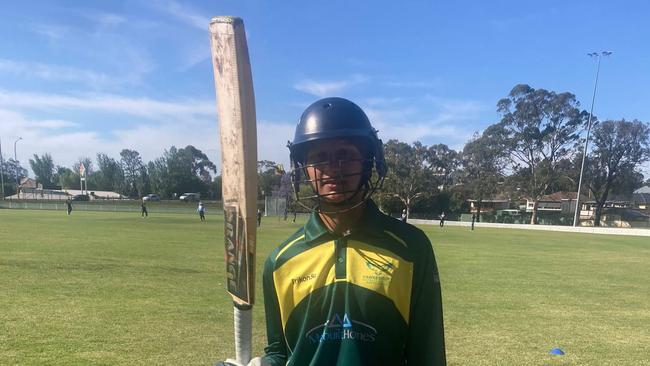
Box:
[71,194,90,201]
[143,194,161,202]
[179,193,200,202]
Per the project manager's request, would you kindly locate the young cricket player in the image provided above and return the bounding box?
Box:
[261,97,446,365]
[218,97,446,366]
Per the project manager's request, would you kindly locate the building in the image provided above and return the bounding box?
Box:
[632,186,650,211]
[576,189,650,227]
[19,177,42,190]
[526,191,583,215]
[13,187,124,200]
[467,199,510,214]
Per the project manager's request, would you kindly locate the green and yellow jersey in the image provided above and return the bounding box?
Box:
[262,201,446,365]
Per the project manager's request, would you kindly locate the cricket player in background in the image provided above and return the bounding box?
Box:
[198,201,206,222]
[141,199,148,218]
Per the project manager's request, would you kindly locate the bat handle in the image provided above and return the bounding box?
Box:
[234,302,253,364]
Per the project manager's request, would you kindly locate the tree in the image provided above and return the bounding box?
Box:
[496,84,589,224]
[1,158,26,196]
[460,127,506,221]
[405,144,462,218]
[208,175,223,200]
[172,145,216,196]
[120,149,145,197]
[184,145,217,182]
[380,139,437,218]
[427,143,461,191]
[278,169,294,206]
[56,166,78,189]
[585,119,650,225]
[609,168,645,198]
[93,153,124,192]
[148,157,169,198]
[257,160,283,199]
[147,145,217,198]
[29,153,56,189]
[546,157,581,194]
[136,165,151,197]
[0,162,7,197]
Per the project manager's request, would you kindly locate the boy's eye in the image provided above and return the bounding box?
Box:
[335,149,350,161]
[307,146,360,164]
[309,152,328,164]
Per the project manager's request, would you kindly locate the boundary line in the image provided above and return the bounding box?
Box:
[409,219,650,237]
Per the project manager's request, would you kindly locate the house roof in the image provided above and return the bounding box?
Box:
[466,199,509,203]
[633,192,650,204]
[540,191,579,201]
[634,186,650,194]
[466,192,517,202]
[19,177,41,189]
[64,189,124,198]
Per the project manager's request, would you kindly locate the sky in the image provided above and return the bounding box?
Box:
[1,0,649,178]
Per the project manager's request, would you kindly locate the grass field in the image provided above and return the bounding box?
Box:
[1,209,648,365]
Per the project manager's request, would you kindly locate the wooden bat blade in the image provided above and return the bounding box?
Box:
[209,16,257,307]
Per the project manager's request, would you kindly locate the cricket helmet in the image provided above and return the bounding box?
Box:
[287,97,386,213]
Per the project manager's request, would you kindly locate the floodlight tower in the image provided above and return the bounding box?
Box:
[573,51,613,227]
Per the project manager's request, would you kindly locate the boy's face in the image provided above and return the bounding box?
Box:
[304,139,364,205]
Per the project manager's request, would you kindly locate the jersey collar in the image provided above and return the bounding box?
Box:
[304,200,382,242]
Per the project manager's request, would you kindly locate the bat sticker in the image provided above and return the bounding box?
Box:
[224,204,251,303]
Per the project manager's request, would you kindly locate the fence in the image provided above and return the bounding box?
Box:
[457,212,650,228]
[0,199,287,216]
[264,196,288,216]
[409,218,650,237]
[0,200,224,215]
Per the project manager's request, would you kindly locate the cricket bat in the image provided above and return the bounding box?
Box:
[209,16,258,365]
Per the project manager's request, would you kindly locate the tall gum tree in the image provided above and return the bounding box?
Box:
[461,126,506,221]
[381,140,437,219]
[29,153,56,189]
[496,84,589,224]
[585,119,650,226]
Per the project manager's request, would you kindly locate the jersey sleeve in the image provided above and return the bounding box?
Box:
[261,256,289,366]
[405,230,446,365]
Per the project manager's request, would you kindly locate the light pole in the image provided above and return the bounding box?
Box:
[573,51,612,227]
[14,137,22,199]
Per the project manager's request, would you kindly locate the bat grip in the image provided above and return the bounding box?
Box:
[234,302,253,364]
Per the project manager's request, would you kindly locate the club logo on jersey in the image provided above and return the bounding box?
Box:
[365,259,394,273]
[362,259,394,285]
[305,313,377,344]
